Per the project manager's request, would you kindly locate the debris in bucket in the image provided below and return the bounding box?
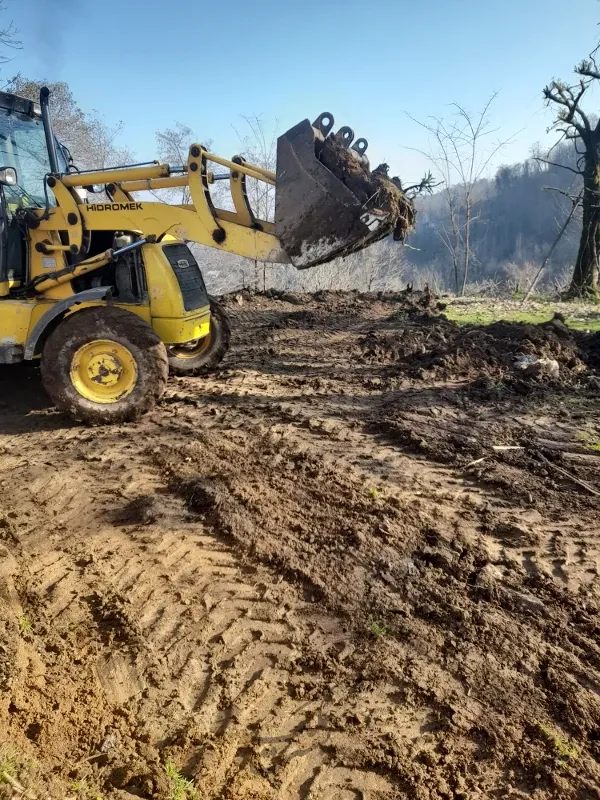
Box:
[318,135,416,243]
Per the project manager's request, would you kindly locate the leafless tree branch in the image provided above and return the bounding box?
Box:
[533,156,583,175]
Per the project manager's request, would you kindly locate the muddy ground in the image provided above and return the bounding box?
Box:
[0,289,599,799]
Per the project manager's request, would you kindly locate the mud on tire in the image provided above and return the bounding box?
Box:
[41,307,169,425]
[167,295,231,375]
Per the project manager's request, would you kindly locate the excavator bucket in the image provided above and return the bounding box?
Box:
[274,112,414,269]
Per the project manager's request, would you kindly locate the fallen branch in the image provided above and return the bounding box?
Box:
[538,453,600,497]
[0,771,37,798]
[523,189,583,302]
[465,456,489,469]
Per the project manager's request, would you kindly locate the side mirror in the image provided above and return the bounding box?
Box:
[0,167,17,186]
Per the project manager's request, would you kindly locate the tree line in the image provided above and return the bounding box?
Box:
[403,138,582,295]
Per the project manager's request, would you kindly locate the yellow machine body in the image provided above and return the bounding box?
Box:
[0,89,406,399]
[0,137,288,363]
[0,239,211,356]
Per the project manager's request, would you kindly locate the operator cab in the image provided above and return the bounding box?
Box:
[0,91,69,294]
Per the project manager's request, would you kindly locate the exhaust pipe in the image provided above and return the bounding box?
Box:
[39,86,60,175]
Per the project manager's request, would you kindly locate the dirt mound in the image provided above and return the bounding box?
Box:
[581,330,600,368]
[360,313,591,388]
[382,285,447,318]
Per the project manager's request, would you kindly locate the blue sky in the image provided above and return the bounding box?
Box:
[6,0,600,182]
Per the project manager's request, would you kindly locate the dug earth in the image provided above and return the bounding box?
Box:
[0,289,599,799]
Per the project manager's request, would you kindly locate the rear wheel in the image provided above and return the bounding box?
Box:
[167,295,231,375]
[41,307,169,424]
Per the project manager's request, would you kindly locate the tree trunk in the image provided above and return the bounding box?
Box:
[567,153,600,298]
[523,191,582,302]
[460,197,471,296]
[452,254,459,296]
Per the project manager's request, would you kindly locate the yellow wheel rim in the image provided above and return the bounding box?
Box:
[70,340,138,404]
[169,332,212,360]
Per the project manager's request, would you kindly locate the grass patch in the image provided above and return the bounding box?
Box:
[0,745,40,796]
[370,620,387,637]
[0,746,20,781]
[445,300,600,331]
[446,307,554,326]
[539,724,581,762]
[70,778,103,800]
[18,615,32,634]
[578,431,600,452]
[165,759,199,800]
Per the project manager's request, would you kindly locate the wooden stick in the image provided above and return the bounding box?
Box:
[539,453,600,497]
[465,456,489,468]
[0,771,37,798]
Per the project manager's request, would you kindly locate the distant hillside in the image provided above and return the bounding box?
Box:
[404,140,581,293]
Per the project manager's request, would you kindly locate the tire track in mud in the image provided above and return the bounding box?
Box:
[0,421,420,798]
[153,416,600,798]
[212,301,600,594]
[1,293,600,798]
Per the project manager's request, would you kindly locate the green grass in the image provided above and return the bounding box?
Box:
[445,304,600,332]
[539,724,581,762]
[70,778,103,800]
[446,308,553,326]
[0,745,40,795]
[0,747,20,782]
[370,620,387,638]
[18,615,32,634]
[165,760,199,800]
[578,431,600,452]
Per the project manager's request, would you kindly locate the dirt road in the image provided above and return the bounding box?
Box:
[0,290,599,799]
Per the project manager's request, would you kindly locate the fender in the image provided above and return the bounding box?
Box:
[24,287,112,360]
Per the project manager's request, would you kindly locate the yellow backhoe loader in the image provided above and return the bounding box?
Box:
[0,88,413,423]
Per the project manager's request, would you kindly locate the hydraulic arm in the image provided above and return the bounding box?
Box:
[25,110,413,282]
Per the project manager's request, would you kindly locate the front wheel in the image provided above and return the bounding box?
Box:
[167,295,231,375]
[41,307,169,425]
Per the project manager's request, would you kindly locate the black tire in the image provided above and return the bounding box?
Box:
[167,295,231,375]
[41,306,169,425]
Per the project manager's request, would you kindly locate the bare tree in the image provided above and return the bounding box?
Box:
[7,77,132,169]
[154,123,196,204]
[409,94,512,295]
[522,186,582,300]
[153,122,236,211]
[232,114,278,290]
[233,114,277,221]
[540,49,600,298]
[0,0,21,80]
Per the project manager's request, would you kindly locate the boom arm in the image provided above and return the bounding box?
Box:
[27,104,413,282]
[34,145,286,266]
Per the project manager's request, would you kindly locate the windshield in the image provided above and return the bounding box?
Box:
[0,108,67,207]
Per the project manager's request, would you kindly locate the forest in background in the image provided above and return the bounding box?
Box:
[403,138,581,296]
[194,138,583,297]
